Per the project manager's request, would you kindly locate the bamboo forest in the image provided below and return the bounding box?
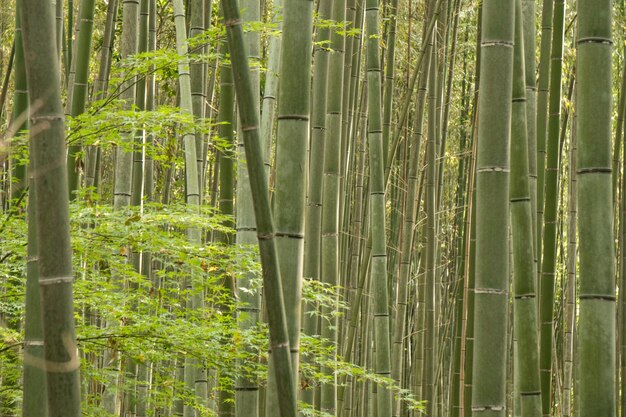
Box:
[0,0,623,415]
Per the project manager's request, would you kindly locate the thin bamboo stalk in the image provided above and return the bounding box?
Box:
[510,1,542,415]
[539,2,565,413]
[365,0,393,416]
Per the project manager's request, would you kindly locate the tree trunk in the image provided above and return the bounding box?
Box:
[471,0,514,414]
[21,0,82,414]
[575,1,615,415]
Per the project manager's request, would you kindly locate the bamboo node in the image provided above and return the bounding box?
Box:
[235,386,259,391]
[472,406,505,411]
[514,294,536,300]
[577,37,612,45]
[481,41,514,48]
[579,294,616,301]
[476,166,509,173]
[23,332,80,373]
[577,167,611,174]
[224,18,242,28]
[31,113,64,123]
[39,275,74,285]
[238,307,260,312]
[474,288,507,295]
[275,232,304,239]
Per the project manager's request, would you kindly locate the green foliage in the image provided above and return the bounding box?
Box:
[0,194,395,415]
[302,278,348,322]
[0,199,252,414]
[312,15,361,51]
[69,102,201,148]
[0,3,425,414]
[0,196,423,415]
[298,332,425,414]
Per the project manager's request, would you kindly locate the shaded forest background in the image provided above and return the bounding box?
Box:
[0,0,623,416]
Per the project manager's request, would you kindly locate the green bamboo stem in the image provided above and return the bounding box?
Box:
[337,85,368,417]
[471,0,514,415]
[174,357,185,416]
[93,0,119,97]
[339,3,365,360]
[614,55,626,208]
[259,0,282,176]
[85,0,118,190]
[203,2,217,186]
[221,1,297,416]
[0,40,15,124]
[365,0,392,416]
[144,0,156,201]
[237,0,261,195]
[621,49,626,417]
[264,2,313,416]
[414,239,427,402]
[424,27,438,417]
[463,156,477,417]
[136,361,150,417]
[113,0,139,211]
[437,0,462,202]
[127,0,151,406]
[67,0,74,81]
[391,47,429,417]
[233,1,262,412]
[346,0,364,152]
[451,33,472,417]
[535,0,553,282]
[21,0,82,413]
[55,0,63,63]
[190,0,206,193]
[385,135,403,335]
[562,88,576,417]
[21,60,48,417]
[10,5,28,204]
[208,29,241,417]
[172,2,207,415]
[521,0,537,293]
[66,0,96,199]
[273,0,314,367]
[381,0,398,168]
[338,1,361,308]
[433,0,448,213]
[339,0,358,169]
[539,2,564,413]
[300,0,332,410]
[384,0,443,185]
[319,0,346,413]
[104,2,139,412]
[463,41,482,417]
[510,1,542,415]
[576,0,615,415]
[459,124,477,417]
[131,0,149,209]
